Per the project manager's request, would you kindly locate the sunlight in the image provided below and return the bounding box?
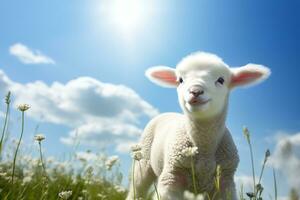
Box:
[100,0,150,37]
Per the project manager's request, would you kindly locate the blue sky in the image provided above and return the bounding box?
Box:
[0,0,299,198]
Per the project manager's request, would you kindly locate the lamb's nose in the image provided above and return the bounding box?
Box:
[189,86,204,97]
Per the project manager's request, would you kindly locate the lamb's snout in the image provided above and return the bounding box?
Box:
[188,85,204,97]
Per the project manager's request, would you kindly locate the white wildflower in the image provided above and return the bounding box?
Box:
[182,146,198,157]
[97,193,107,199]
[46,156,55,164]
[34,134,45,142]
[131,151,143,161]
[77,156,87,163]
[56,161,69,171]
[58,190,72,199]
[114,185,126,193]
[17,104,30,112]
[0,172,7,177]
[23,155,33,163]
[183,190,204,200]
[82,189,87,194]
[131,144,142,152]
[76,151,97,162]
[22,176,32,184]
[105,155,119,170]
[85,166,93,174]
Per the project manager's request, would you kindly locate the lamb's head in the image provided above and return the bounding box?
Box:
[146,52,270,119]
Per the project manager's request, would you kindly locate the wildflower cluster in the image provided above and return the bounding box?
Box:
[182,146,199,194]
[17,104,30,112]
[0,93,125,199]
[131,143,143,161]
[182,146,199,157]
[34,134,45,142]
[105,155,119,170]
[58,190,72,199]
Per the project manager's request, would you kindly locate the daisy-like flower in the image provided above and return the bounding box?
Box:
[58,190,72,199]
[34,134,45,142]
[182,146,198,157]
[131,151,143,161]
[22,176,32,184]
[0,172,7,177]
[17,104,30,112]
[105,155,119,170]
[131,144,142,152]
[114,185,126,193]
[97,193,107,199]
[183,190,204,200]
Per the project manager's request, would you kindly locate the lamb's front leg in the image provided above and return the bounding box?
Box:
[157,166,191,200]
[126,159,156,200]
[215,129,240,200]
[157,168,188,200]
[219,174,237,200]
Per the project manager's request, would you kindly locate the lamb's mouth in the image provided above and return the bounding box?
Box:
[187,98,211,106]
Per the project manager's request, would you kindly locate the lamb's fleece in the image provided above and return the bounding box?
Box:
[126,52,270,200]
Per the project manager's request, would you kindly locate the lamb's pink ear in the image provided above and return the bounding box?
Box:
[145,66,178,88]
[230,64,271,88]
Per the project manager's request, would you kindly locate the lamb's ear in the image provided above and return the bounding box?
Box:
[145,66,178,88]
[230,64,271,88]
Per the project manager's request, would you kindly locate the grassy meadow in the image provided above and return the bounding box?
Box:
[0,91,298,200]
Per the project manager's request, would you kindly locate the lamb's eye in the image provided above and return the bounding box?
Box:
[216,77,225,85]
[178,77,184,84]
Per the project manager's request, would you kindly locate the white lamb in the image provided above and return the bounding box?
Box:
[126,52,270,200]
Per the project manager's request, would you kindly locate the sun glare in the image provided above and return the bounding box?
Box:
[100,0,150,37]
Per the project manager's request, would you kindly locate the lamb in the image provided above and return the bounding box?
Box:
[126,52,270,200]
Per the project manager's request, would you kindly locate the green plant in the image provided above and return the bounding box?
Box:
[0,91,11,156]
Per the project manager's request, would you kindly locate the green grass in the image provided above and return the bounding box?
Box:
[0,92,126,200]
[0,144,126,200]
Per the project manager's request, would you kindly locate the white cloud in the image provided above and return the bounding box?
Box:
[75,151,98,162]
[0,111,5,118]
[268,132,300,190]
[234,175,258,194]
[278,196,289,200]
[115,140,139,153]
[0,69,158,152]
[60,120,142,150]
[9,43,55,64]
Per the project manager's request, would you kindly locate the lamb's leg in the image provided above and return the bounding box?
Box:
[156,168,187,200]
[215,129,239,200]
[219,175,237,200]
[126,158,156,200]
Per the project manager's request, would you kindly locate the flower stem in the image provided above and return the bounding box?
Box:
[154,182,160,200]
[273,168,277,200]
[239,184,244,200]
[38,141,47,177]
[132,159,136,200]
[255,157,267,198]
[246,133,256,199]
[191,156,197,194]
[0,100,10,156]
[12,111,25,184]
